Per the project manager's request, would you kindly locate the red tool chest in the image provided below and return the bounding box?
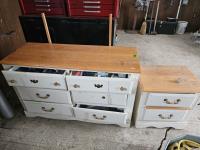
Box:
[19,0,66,16]
[67,0,119,17]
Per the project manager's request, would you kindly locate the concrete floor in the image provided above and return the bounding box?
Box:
[1,31,200,150]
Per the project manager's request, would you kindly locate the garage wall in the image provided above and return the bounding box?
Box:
[118,0,200,32]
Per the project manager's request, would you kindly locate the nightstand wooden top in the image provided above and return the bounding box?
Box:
[141,66,200,93]
[0,43,140,73]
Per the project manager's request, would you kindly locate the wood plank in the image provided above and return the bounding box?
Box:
[141,66,200,93]
[0,43,140,73]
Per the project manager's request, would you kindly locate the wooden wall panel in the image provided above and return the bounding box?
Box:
[118,0,200,32]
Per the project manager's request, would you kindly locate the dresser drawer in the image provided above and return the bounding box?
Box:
[3,67,68,89]
[146,93,197,108]
[66,76,108,92]
[24,101,73,116]
[74,104,127,124]
[110,93,127,106]
[143,109,188,122]
[17,87,71,104]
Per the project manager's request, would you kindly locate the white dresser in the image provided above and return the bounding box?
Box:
[135,66,200,129]
[0,43,140,127]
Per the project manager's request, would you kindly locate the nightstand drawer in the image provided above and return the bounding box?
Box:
[23,101,73,116]
[67,76,108,92]
[3,66,68,89]
[17,87,71,104]
[146,93,197,108]
[143,109,188,121]
[74,104,127,124]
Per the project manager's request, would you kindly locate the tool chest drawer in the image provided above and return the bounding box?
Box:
[67,0,119,17]
[19,0,66,15]
[74,104,127,124]
[17,87,71,104]
[143,109,188,122]
[146,93,197,108]
[71,91,128,106]
[24,101,73,116]
[2,66,68,89]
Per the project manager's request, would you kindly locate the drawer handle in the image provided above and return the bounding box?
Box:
[158,114,173,119]
[73,84,80,88]
[164,99,181,104]
[93,114,106,120]
[35,8,51,12]
[36,93,50,99]
[94,84,103,88]
[34,0,50,2]
[35,4,51,7]
[54,82,61,86]
[102,96,106,99]
[120,87,127,91]
[83,1,101,4]
[30,79,38,84]
[83,6,101,9]
[41,107,54,112]
[9,80,16,83]
[83,10,101,13]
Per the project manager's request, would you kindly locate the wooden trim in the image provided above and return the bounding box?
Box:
[145,106,191,110]
[109,13,112,46]
[41,13,52,44]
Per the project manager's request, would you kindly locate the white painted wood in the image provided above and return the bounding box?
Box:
[146,93,197,108]
[66,76,108,92]
[74,105,128,125]
[109,93,128,106]
[2,67,25,86]
[23,101,73,116]
[71,91,109,105]
[16,87,71,104]
[143,109,188,121]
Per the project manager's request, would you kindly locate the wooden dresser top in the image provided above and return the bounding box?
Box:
[0,43,140,73]
[141,66,200,93]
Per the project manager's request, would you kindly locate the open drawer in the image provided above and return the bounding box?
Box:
[2,66,68,89]
[74,104,128,124]
[66,70,138,93]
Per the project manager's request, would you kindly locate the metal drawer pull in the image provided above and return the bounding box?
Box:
[120,87,127,91]
[102,96,106,99]
[35,4,51,7]
[54,82,61,86]
[36,93,50,99]
[83,1,100,4]
[73,84,80,88]
[83,10,101,13]
[34,0,50,2]
[9,80,16,83]
[83,6,100,9]
[93,114,106,120]
[158,114,173,119]
[36,8,51,12]
[94,84,103,88]
[163,98,181,104]
[30,79,38,84]
[41,107,54,112]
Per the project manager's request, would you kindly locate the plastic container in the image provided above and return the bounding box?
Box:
[176,21,188,34]
[0,90,14,119]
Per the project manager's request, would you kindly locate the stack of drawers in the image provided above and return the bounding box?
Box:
[67,0,119,17]
[135,66,200,129]
[19,0,66,15]
[2,66,139,127]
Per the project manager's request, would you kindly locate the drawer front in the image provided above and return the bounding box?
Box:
[23,101,73,116]
[66,76,108,92]
[2,70,25,86]
[24,73,67,90]
[146,93,197,108]
[71,91,109,105]
[109,78,136,94]
[110,93,127,106]
[143,109,188,121]
[17,87,71,104]
[74,107,127,124]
